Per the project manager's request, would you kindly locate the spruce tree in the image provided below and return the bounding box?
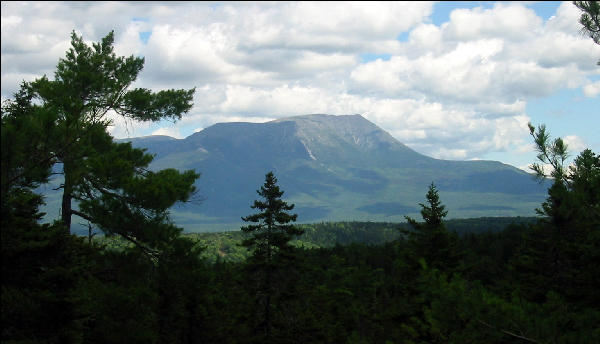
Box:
[241,171,303,342]
[404,183,458,270]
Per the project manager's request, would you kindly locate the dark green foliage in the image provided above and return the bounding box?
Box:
[240,171,304,343]
[155,237,209,344]
[574,1,600,64]
[413,267,600,343]
[1,175,107,343]
[297,221,399,247]
[2,75,91,342]
[443,216,538,235]
[81,250,158,344]
[1,222,95,343]
[404,183,460,271]
[101,217,537,264]
[528,123,570,183]
[8,30,197,236]
[458,223,528,293]
[2,216,212,344]
[241,171,303,260]
[1,30,201,344]
[575,1,600,44]
[410,182,448,228]
[1,86,56,205]
[512,126,600,308]
[4,192,599,343]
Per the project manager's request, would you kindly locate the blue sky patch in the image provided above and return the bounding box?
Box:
[360,53,392,63]
[525,1,562,21]
[430,1,494,26]
[132,17,149,22]
[527,87,599,147]
[139,31,152,44]
[397,31,409,42]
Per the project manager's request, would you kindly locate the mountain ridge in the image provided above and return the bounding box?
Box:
[113,114,548,231]
[134,114,524,171]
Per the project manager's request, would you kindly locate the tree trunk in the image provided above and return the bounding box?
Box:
[265,293,271,343]
[265,222,272,342]
[61,161,73,234]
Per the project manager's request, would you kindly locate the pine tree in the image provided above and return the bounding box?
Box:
[241,171,303,343]
[2,31,198,252]
[513,124,600,306]
[574,1,600,64]
[16,30,196,235]
[404,183,458,270]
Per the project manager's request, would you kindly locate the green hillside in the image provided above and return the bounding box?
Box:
[121,114,548,231]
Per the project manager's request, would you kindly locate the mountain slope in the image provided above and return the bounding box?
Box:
[122,114,547,231]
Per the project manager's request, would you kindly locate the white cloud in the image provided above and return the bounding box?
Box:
[1,15,22,29]
[353,26,593,105]
[546,1,583,34]
[430,147,469,160]
[515,31,600,70]
[562,135,588,153]
[113,21,147,57]
[1,1,598,165]
[232,1,434,52]
[106,112,154,139]
[444,3,542,42]
[582,80,600,97]
[407,24,443,53]
[152,127,183,139]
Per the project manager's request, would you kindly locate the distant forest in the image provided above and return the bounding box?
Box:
[3,3,600,343]
[173,217,538,263]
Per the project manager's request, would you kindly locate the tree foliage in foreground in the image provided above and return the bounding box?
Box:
[240,171,304,343]
[575,1,600,45]
[574,1,600,64]
[403,183,459,271]
[3,158,599,343]
[1,31,199,254]
[241,172,302,262]
[515,124,600,307]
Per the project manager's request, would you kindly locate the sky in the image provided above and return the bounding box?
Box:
[1,1,599,171]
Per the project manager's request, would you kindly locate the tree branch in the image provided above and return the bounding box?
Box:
[70,209,94,222]
[477,319,539,343]
[120,233,160,261]
[71,209,159,261]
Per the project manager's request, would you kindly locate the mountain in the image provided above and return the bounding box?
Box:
[120,114,547,231]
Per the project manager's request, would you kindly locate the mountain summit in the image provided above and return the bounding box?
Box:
[123,114,546,230]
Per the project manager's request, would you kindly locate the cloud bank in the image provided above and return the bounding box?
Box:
[1,1,598,164]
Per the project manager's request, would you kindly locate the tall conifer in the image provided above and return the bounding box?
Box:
[2,31,198,251]
[241,171,303,342]
[404,183,458,270]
